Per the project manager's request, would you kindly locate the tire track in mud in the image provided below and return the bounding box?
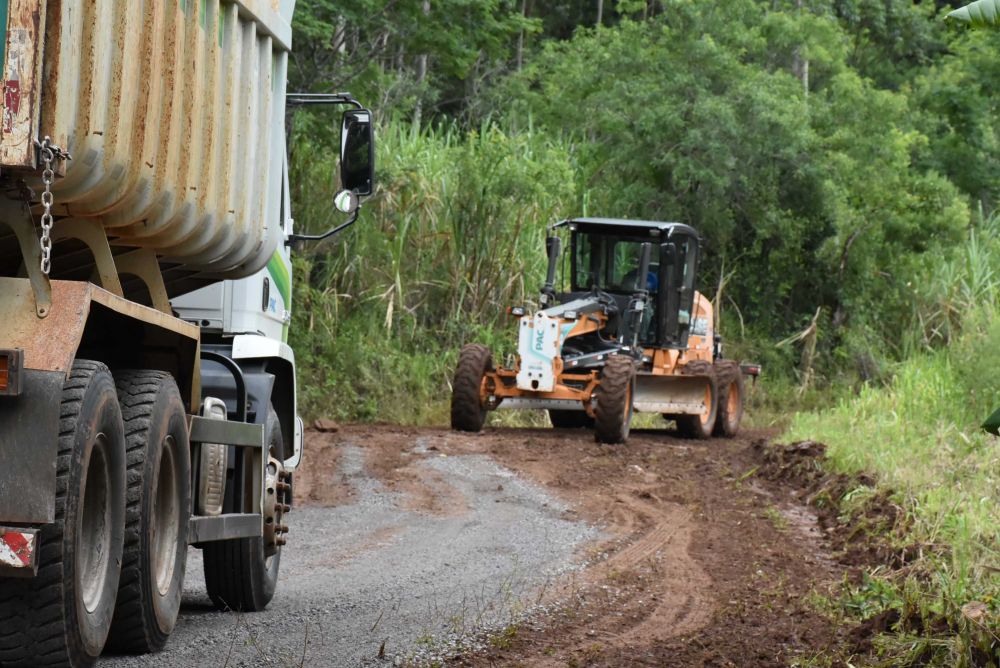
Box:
[601,493,713,643]
[526,487,714,668]
[427,425,848,667]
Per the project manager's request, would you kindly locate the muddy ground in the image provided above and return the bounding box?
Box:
[104,424,857,667]
[297,425,853,667]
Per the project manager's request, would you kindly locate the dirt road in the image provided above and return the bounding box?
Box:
[105,425,849,667]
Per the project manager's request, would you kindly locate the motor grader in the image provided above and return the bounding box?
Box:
[451,218,758,443]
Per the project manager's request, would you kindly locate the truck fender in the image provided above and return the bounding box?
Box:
[230,335,300,468]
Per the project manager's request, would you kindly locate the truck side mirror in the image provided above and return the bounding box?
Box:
[340,109,374,197]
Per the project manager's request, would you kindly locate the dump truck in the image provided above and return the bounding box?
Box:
[0,2,374,666]
[451,218,759,443]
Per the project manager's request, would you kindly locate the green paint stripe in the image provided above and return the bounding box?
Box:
[267,253,291,308]
[0,0,8,70]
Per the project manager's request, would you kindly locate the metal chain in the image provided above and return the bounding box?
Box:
[33,136,71,276]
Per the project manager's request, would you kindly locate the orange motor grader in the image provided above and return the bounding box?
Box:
[450,218,758,443]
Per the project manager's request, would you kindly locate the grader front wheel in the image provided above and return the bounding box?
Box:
[451,344,493,432]
[594,356,636,444]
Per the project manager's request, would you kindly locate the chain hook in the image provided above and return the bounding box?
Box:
[33,136,71,276]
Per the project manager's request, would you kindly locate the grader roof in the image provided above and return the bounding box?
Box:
[556,218,701,238]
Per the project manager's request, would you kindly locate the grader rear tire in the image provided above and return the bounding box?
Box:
[677,375,719,439]
[106,371,191,654]
[0,360,126,668]
[712,361,744,438]
[594,356,636,444]
[451,344,493,432]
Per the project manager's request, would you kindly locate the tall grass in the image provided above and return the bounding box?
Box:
[289,118,579,422]
[904,206,1000,355]
[786,214,1000,666]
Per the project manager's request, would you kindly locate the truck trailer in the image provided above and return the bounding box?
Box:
[0,2,374,666]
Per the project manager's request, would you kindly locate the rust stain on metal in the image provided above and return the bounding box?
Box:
[1,1,292,292]
[0,278,89,373]
[0,0,45,167]
[0,278,198,374]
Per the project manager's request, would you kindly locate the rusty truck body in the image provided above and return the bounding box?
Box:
[0,2,374,665]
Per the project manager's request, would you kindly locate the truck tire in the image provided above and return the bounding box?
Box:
[712,361,744,438]
[106,371,190,654]
[202,408,283,612]
[677,375,718,439]
[548,410,595,429]
[451,344,493,432]
[0,360,126,668]
[594,356,636,444]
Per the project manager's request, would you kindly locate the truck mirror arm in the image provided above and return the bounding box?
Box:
[286,208,360,246]
[285,92,364,109]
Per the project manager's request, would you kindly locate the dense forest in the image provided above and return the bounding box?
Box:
[285,2,999,665]
[288,0,1000,418]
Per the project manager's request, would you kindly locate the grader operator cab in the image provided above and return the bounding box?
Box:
[451,218,757,443]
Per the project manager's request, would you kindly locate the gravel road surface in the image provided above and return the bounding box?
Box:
[103,435,599,667]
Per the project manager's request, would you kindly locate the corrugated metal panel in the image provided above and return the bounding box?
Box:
[0,0,294,293]
[0,0,44,166]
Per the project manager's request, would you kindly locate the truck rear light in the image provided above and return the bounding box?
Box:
[0,349,23,396]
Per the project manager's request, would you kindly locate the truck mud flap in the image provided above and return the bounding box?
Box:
[0,369,63,524]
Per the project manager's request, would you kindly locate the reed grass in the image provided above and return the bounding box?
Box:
[289,118,579,422]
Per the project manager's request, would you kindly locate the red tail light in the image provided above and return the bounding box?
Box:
[0,349,23,396]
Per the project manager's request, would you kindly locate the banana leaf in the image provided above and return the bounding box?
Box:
[947,0,1000,27]
[983,405,1000,435]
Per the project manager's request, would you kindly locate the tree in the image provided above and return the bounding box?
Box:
[291,0,534,117]
[487,0,968,363]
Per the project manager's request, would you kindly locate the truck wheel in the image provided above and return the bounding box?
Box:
[677,376,718,439]
[202,408,284,612]
[548,410,595,429]
[0,360,126,667]
[594,356,636,444]
[712,361,744,438]
[451,344,493,432]
[106,371,190,654]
